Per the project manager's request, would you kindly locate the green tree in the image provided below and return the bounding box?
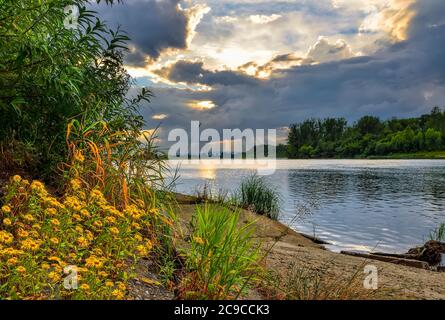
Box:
[0,0,151,176]
[425,128,442,151]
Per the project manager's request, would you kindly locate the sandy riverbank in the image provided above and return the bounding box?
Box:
[174,193,445,300]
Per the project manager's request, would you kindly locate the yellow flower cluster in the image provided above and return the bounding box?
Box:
[0,175,160,300]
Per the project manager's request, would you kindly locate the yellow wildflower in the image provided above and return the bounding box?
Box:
[136,245,148,257]
[105,281,114,287]
[23,214,34,222]
[109,227,119,235]
[12,175,22,183]
[1,205,11,214]
[70,179,82,190]
[0,231,14,244]
[17,229,29,238]
[111,289,124,299]
[93,220,103,229]
[50,218,60,226]
[20,239,41,251]
[193,236,205,245]
[77,236,89,248]
[85,255,104,269]
[7,257,18,265]
[50,237,60,245]
[3,218,12,226]
[80,284,90,291]
[105,216,116,224]
[48,271,61,282]
[45,208,57,216]
[16,266,26,273]
[32,223,41,230]
[30,180,47,195]
[80,209,90,218]
[117,282,126,291]
[41,263,50,270]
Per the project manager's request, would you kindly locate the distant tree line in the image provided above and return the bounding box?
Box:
[284,107,445,158]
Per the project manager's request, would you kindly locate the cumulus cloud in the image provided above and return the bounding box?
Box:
[306,37,359,63]
[95,0,209,66]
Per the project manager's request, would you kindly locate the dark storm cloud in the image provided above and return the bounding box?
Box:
[142,1,445,145]
[156,60,259,86]
[94,0,190,66]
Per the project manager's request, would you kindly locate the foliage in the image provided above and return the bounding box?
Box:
[286,107,445,158]
[0,0,151,177]
[234,175,280,220]
[179,204,261,300]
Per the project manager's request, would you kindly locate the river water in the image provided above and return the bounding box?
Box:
[172,159,445,253]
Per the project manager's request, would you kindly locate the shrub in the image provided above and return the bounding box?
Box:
[179,204,261,299]
[0,0,151,177]
[0,174,160,299]
[235,175,280,220]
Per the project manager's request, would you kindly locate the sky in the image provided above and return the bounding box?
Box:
[94,0,445,146]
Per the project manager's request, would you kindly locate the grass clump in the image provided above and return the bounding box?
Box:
[235,175,280,220]
[429,223,445,242]
[261,262,378,300]
[178,204,261,299]
[194,182,230,205]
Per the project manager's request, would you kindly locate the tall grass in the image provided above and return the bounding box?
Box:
[235,175,280,220]
[429,223,445,242]
[194,182,230,204]
[179,204,261,299]
[261,262,378,300]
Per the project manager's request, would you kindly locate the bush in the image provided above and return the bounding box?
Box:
[0,174,160,299]
[235,175,280,220]
[0,0,151,177]
[179,204,261,299]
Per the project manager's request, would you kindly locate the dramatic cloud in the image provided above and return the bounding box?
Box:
[101,0,445,147]
[141,0,445,147]
[95,0,209,66]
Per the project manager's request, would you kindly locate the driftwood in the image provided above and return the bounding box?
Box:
[341,240,445,270]
[299,233,330,245]
[405,240,445,265]
[340,251,430,269]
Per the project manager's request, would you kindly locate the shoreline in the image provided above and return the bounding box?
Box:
[174,192,445,299]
